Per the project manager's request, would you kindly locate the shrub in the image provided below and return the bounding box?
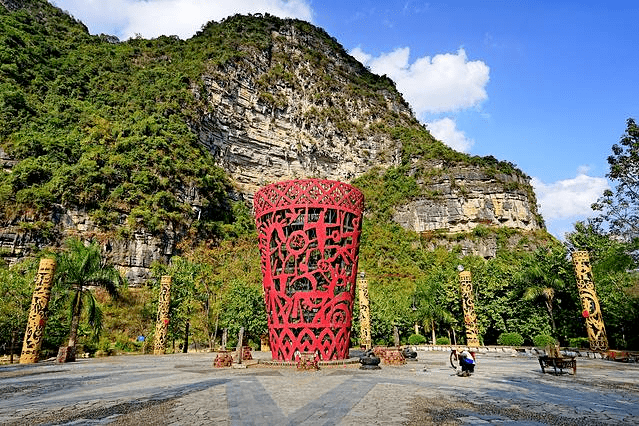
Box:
[532,334,557,348]
[113,333,136,352]
[435,337,450,345]
[408,334,427,345]
[374,338,391,346]
[567,337,590,348]
[248,339,260,351]
[497,332,524,346]
[226,337,238,350]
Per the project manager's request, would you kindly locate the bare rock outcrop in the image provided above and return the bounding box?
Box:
[394,165,537,234]
[0,206,175,285]
[191,22,409,195]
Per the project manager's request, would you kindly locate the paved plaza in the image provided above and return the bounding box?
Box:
[1,350,638,425]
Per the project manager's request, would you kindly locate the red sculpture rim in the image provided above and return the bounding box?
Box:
[254,178,364,217]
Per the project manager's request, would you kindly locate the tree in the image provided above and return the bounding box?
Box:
[414,271,455,345]
[522,274,558,334]
[592,118,639,242]
[55,238,122,352]
[185,237,259,349]
[0,260,36,362]
[219,280,267,347]
[516,246,571,338]
[151,256,201,353]
[566,221,637,269]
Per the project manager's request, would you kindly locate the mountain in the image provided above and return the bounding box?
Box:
[0,0,547,284]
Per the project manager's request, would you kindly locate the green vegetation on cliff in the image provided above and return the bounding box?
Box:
[0,2,229,235]
[1,2,231,235]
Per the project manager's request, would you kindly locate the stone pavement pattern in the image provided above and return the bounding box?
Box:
[1,350,638,425]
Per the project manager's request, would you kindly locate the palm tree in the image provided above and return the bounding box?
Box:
[56,238,122,356]
[519,247,569,336]
[523,278,559,334]
[414,277,455,344]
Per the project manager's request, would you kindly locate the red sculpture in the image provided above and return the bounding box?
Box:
[254,179,364,361]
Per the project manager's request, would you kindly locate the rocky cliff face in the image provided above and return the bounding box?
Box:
[0,0,22,11]
[2,139,208,284]
[394,163,537,234]
[190,19,541,243]
[0,203,177,285]
[191,20,409,195]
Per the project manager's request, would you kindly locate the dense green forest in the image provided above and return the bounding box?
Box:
[0,0,232,236]
[1,1,638,359]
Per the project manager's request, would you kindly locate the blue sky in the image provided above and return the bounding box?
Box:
[50,0,638,239]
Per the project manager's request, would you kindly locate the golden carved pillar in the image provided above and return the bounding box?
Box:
[459,270,480,347]
[571,251,608,351]
[153,275,172,355]
[20,258,57,364]
[357,272,372,350]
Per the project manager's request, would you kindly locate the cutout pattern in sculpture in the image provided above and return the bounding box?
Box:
[254,179,364,361]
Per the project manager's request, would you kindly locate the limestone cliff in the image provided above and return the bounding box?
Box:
[189,17,543,248]
[393,163,537,234]
[191,17,410,195]
[0,6,545,283]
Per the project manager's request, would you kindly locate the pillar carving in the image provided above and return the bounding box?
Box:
[358,274,372,350]
[571,251,608,351]
[20,258,56,364]
[153,275,172,355]
[459,270,480,347]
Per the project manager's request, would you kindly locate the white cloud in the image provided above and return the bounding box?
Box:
[531,172,609,220]
[52,0,313,40]
[426,117,474,152]
[533,170,610,239]
[351,46,490,116]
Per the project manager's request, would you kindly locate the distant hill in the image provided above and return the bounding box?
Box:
[0,0,548,283]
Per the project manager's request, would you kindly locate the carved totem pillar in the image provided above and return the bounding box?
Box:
[254,179,364,361]
[20,258,57,364]
[459,270,480,347]
[571,251,608,351]
[357,272,372,350]
[153,275,172,355]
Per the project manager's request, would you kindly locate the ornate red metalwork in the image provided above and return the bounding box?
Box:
[254,179,364,361]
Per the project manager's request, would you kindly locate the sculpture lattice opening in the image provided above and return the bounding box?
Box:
[254,179,364,361]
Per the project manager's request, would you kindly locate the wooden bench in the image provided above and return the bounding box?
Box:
[538,345,576,375]
[538,355,576,375]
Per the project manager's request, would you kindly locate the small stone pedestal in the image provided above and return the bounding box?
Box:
[241,346,253,361]
[213,350,233,368]
[374,347,406,365]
